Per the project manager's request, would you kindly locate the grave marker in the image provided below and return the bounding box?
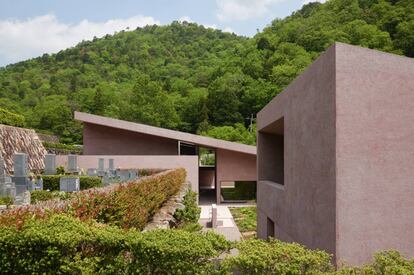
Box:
[44,154,56,175]
[67,155,78,174]
[59,177,80,192]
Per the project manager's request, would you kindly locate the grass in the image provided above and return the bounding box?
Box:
[221,181,256,202]
[229,206,257,239]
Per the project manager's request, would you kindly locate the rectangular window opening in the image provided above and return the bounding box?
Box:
[258,117,284,185]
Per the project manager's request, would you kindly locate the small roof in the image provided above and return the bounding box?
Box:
[75,112,256,155]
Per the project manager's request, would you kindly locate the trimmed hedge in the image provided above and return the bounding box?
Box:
[30,190,72,204]
[221,238,334,274]
[42,141,83,154]
[0,214,229,274]
[30,190,54,204]
[2,215,410,274]
[70,168,186,229]
[42,175,102,191]
[0,169,186,230]
[0,108,25,127]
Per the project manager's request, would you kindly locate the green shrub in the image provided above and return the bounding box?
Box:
[42,141,83,154]
[0,108,25,127]
[335,250,414,274]
[221,238,334,274]
[138,168,165,177]
[174,190,201,224]
[30,191,72,204]
[0,215,127,274]
[70,168,187,229]
[56,166,65,175]
[127,229,230,274]
[30,190,54,204]
[42,175,102,191]
[0,169,186,230]
[0,196,13,206]
[0,214,229,274]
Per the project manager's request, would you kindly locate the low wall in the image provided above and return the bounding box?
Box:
[56,155,199,194]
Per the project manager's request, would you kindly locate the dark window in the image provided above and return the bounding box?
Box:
[258,117,284,185]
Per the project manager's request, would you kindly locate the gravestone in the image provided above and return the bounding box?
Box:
[67,155,78,174]
[108,159,114,171]
[0,157,16,199]
[87,168,97,176]
[129,170,138,180]
[28,178,35,192]
[13,153,28,177]
[102,174,110,186]
[44,154,57,175]
[107,159,116,177]
[59,177,80,192]
[11,153,30,199]
[117,170,130,182]
[35,177,43,190]
[0,157,5,179]
[97,158,105,176]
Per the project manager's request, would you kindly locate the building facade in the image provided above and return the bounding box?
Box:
[256,43,414,265]
[76,112,257,204]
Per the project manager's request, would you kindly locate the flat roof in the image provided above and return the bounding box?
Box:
[75,112,256,155]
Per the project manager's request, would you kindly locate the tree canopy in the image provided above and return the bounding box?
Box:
[0,0,412,144]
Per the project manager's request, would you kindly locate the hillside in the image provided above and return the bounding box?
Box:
[0,0,412,144]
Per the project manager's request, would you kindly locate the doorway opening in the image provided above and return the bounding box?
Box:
[198,147,216,205]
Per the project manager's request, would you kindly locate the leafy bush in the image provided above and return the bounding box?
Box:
[0,214,229,274]
[221,238,334,274]
[42,175,102,191]
[0,169,186,230]
[336,251,414,274]
[70,168,186,229]
[0,108,25,127]
[127,229,230,274]
[30,190,54,204]
[56,166,65,175]
[42,141,83,154]
[30,190,72,204]
[0,215,129,274]
[174,189,201,225]
[138,168,165,177]
[0,196,13,207]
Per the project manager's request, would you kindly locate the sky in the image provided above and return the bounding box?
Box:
[0,0,325,67]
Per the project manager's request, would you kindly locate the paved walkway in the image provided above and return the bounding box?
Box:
[198,205,242,241]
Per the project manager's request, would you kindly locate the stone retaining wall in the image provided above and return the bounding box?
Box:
[144,183,190,231]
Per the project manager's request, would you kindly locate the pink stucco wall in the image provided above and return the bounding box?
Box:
[257,43,337,258]
[56,155,199,193]
[335,44,414,265]
[216,149,257,203]
[257,43,414,266]
[83,123,178,155]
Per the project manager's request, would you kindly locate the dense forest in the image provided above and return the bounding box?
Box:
[0,0,413,145]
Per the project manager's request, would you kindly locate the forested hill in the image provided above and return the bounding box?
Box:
[0,0,413,145]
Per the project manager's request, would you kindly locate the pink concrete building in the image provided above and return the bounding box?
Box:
[75,112,256,204]
[256,43,414,266]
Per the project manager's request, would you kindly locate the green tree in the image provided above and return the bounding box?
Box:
[200,123,256,145]
[26,95,72,134]
[207,73,244,126]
